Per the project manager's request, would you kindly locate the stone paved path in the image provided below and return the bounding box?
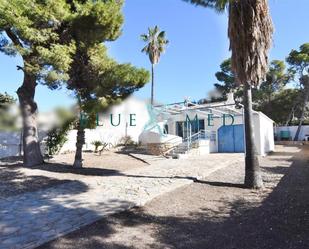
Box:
[0,154,243,249]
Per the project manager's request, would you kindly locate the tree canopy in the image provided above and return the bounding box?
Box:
[286,43,309,140]
[286,43,309,87]
[209,57,296,124]
[0,0,75,85]
[0,92,15,109]
[56,0,150,167]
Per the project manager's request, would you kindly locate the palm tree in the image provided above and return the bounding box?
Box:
[141,26,169,106]
[184,0,273,189]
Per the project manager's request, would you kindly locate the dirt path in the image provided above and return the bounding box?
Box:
[40,145,309,249]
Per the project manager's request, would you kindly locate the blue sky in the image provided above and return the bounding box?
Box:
[0,0,308,111]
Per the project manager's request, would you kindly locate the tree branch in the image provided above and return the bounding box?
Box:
[5,28,23,48]
[16,65,24,71]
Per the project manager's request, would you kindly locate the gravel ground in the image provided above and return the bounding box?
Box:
[0,151,147,198]
[39,145,309,249]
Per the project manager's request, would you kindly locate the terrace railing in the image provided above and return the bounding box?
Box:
[165,130,210,157]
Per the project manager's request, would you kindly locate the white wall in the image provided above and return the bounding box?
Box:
[0,131,21,158]
[256,112,275,156]
[60,97,151,153]
[0,131,47,158]
[275,125,309,141]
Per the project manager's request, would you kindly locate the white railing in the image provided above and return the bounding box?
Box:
[166,130,210,156]
[183,129,210,143]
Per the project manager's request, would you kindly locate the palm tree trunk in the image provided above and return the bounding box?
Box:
[151,63,154,106]
[17,73,44,167]
[294,84,309,141]
[73,122,85,168]
[243,83,263,189]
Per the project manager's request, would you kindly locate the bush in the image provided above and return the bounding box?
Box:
[46,117,75,156]
[91,140,103,153]
[119,136,136,147]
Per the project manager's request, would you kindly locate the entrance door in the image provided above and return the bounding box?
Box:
[176,119,205,139]
[218,124,244,153]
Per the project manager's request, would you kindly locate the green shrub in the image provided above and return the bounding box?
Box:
[46,117,75,156]
[91,140,103,153]
[119,136,136,147]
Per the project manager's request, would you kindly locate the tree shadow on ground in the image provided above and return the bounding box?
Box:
[30,162,125,176]
[0,159,125,199]
[41,145,309,249]
[0,175,136,249]
[0,157,125,177]
[194,179,246,188]
[119,146,309,249]
[0,164,71,198]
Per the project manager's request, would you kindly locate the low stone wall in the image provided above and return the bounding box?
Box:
[146,143,175,156]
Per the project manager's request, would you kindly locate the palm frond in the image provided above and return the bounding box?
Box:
[141,45,150,53]
[140,34,149,41]
[141,25,168,65]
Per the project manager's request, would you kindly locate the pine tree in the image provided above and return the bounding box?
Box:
[0,0,75,166]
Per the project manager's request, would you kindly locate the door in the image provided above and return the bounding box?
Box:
[176,119,205,139]
[218,124,244,153]
[233,124,244,152]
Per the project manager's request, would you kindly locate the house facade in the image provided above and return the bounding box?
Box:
[60,95,275,156]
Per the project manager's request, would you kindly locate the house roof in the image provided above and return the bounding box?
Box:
[153,100,243,117]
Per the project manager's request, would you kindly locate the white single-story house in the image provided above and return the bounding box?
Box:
[60,94,275,156]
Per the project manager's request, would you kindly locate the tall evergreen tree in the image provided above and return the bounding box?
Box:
[56,1,149,168]
[212,58,294,123]
[0,0,75,166]
[254,60,294,116]
[71,45,149,168]
[213,58,241,101]
[286,43,309,141]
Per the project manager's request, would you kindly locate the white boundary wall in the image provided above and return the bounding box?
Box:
[0,131,47,159]
[275,125,309,141]
[0,131,22,158]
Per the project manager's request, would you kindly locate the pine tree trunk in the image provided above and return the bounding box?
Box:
[294,82,309,141]
[73,123,85,168]
[17,73,44,167]
[151,64,154,106]
[243,83,263,189]
[285,104,296,127]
